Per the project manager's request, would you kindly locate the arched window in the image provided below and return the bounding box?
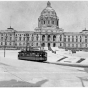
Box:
[36,43,38,46]
[53,35,56,41]
[48,43,50,47]
[42,43,45,47]
[42,35,45,41]
[47,35,50,41]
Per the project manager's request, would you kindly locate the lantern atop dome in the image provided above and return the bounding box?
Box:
[47,1,51,7]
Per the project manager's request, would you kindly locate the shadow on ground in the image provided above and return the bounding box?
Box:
[77,76,88,87]
[77,67,88,87]
[0,79,48,87]
[77,77,85,87]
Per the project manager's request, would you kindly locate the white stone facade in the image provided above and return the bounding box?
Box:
[0,1,88,50]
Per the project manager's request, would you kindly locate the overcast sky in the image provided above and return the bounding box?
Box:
[0,1,88,32]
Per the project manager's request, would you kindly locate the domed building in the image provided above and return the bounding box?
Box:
[35,1,63,32]
[35,1,64,48]
[0,1,88,51]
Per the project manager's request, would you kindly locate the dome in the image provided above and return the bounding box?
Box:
[41,1,57,17]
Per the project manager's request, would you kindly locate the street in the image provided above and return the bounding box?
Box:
[0,58,88,87]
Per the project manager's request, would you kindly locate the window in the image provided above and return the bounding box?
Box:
[85,36,87,43]
[72,36,74,42]
[42,35,45,41]
[68,38,70,42]
[48,20,50,24]
[1,42,2,45]
[80,39,81,42]
[60,35,62,41]
[85,36,87,38]
[16,34,17,36]
[36,43,38,46]
[80,36,81,39]
[23,43,25,45]
[15,37,17,41]
[42,43,45,47]
[27,37,29,41]
[19,37,21,41]
[53,43,56,47]
[52,21,54,24]
[1,37,3,41]
[1,34,3,36]
[64,35,66,37]
[15,43,17,46]
[32,37,34,41]
[85,39,87,43]
[76,44,78,47]
[76,39,78,42]
[41,20,43,24]
[32,43,33,46]
[5,42,7,45]
[19,43,21,46]
[36,35,38,40]
[68,44,70,47]
[53,35,56,41]
[72,44,74,47]
[44,21,45,24]
[60,43,62,47]
[10,37,12,41]
[80,36,82,42]
[64,38,66,42]
[9,42,11,45]
[57,20,58,26]
[24,37,25,41]
[86,44,87,47]
[68,36,70,38]
[48,43,50,47]
[47,35,50,41]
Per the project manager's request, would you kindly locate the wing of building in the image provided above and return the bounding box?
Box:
[0,1,88,51]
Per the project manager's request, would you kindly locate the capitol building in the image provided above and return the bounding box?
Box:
[0,1,88,51]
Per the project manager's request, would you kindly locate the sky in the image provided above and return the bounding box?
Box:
[0,1,88,32]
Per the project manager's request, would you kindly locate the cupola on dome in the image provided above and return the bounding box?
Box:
[41,1,57,17]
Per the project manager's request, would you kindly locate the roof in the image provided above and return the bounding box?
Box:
[41,1,57,17]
